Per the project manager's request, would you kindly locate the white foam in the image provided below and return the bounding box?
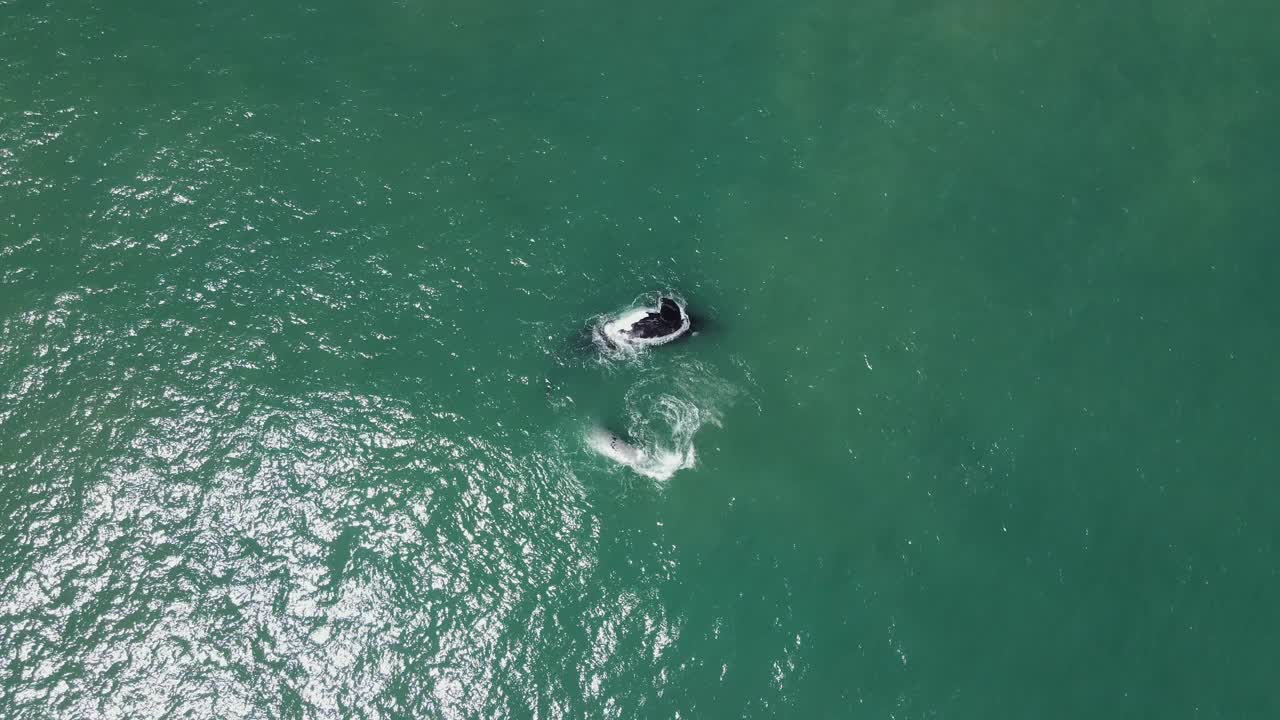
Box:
[585,426,694,482]
[584,360,736,482]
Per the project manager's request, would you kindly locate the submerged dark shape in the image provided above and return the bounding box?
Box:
[597,295,692,350]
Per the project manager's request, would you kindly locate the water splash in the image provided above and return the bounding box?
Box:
[585,361,735,482]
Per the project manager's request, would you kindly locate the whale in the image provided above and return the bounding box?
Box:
[596,295,692,351]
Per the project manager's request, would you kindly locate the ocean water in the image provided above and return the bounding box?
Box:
[3,0,1279,717]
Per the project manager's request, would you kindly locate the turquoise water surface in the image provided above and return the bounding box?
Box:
[3,0,1279,717]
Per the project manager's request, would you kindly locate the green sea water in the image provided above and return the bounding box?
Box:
[3,0,1279,717]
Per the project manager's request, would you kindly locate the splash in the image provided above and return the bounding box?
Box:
[586,423,695,482]
[585,361,735,482]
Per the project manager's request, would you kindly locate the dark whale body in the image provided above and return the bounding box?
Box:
[629,298,684,339]
[596,295,693,350]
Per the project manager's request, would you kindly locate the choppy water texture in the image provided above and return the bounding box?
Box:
[4,0,1280,717]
